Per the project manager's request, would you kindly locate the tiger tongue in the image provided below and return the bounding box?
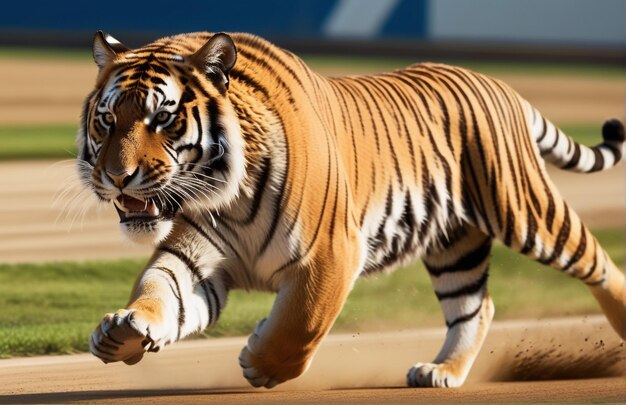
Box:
[119,195,147,212]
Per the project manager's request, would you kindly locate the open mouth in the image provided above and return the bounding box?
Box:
[113,195,167,223]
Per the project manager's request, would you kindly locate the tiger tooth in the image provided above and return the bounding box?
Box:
[147,201,160,217]
[113,197,130,213]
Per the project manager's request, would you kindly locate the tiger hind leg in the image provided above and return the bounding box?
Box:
[407,226,494,388]
[508,186,625,340]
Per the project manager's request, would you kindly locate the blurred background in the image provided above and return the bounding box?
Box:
[1,0,624,63]
[0,0,623,358]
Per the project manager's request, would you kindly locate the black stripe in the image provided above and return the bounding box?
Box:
[158,246,201,279]
[461,151,492,235]
[425,124,455,217]
[589,147,605,172]
[372,185,394,249]
[359,181,372,227]
[180,214,225,254]
[539,203,571,265]
[229,70,271,100]
[206,99,222,146]
[379,75,420,180]
[545,189,556,233]
[162,141,179,163]
[345,78,380,152]
[191,104,204,147]
[528,186,542,217]
[562,221,587,274]
[503,203,515,247]
[418,154,435,237]
[281,151,309,246]
[257,165,287,255]
[226,157,271,225]
[173,65,211,98]
[520,210,538,254]
[426,239,492,276]
[490,166,504,233]
[580,239,599,281]
[435,270,488,300]
[204,280,222,324]
[237,42,302,96]
[328,131,341,239]
[421,70,455,155]
[331,80,359,191]
[446,303,482,328]
[154,266,185,340]
[157,246,216,322]
[400,191,417,252]
[360,76,406,188]
[335,80,366,189]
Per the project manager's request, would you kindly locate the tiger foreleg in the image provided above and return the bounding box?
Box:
[90,246,228,365]
[408,230,494,387]
[239,242,360,388]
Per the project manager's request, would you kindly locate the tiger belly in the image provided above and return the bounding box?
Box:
[358,184,462,275]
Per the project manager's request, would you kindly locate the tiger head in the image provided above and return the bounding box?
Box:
[77,31,245,245]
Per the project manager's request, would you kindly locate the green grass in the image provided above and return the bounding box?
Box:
[0,125,77,160]
[0,229,622,358]
[559,124,608,148]
[0,47,91,61]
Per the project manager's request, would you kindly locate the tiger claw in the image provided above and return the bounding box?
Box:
[90,309,161,365]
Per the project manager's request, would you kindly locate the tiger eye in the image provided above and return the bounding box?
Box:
[103,112,115,125]
[155,111,171,124]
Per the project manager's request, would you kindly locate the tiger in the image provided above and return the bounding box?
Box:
[81,30,625,389]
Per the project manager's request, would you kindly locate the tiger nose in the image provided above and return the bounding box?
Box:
[106,168,138,188]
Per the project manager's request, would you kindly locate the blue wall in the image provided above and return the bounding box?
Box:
[0,0,428,40]
[1,0,622,49]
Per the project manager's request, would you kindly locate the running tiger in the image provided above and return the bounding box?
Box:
[81,31,625,388]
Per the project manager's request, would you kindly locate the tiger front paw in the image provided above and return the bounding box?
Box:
[90,308,167,365]
[238,318,310,388]
[406,362,465,388]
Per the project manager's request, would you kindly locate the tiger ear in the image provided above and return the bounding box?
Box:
[93,31,129,70]
[191,33,237,93]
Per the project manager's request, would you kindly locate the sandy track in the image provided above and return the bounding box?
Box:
[0,159,622,264]
[1,316,624,404]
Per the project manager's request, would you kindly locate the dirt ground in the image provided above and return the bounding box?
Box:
[1,316,624,404]
[0,58,624,403]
